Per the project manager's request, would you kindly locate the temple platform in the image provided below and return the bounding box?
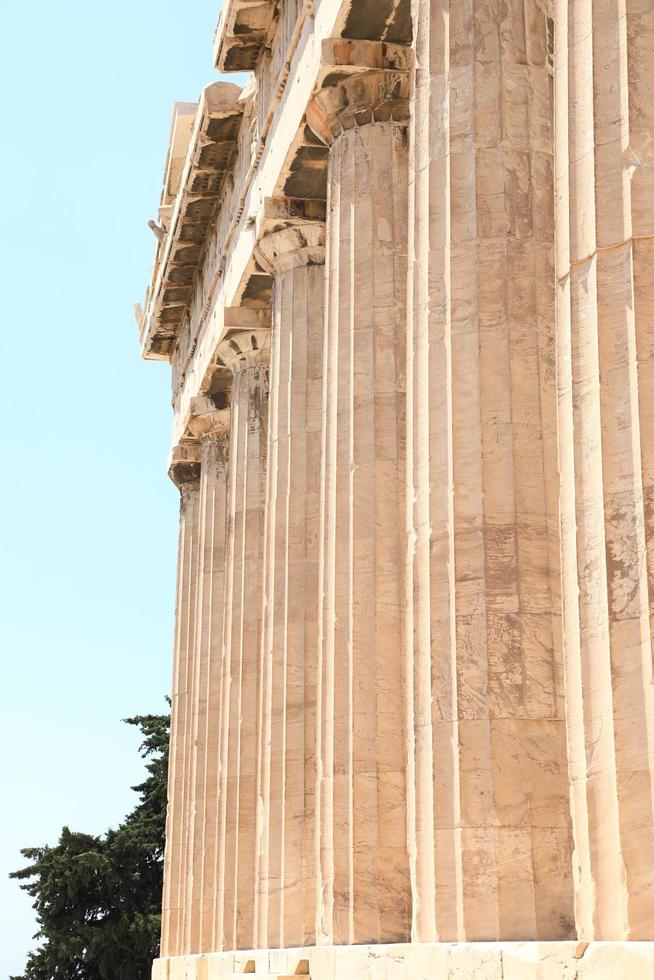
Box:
[153,942,654,980]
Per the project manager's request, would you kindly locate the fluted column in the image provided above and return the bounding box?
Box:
[630,1,654,932]
[162,443,202,958]
[308,40,412,945]
[183,397,231,955]
[406,0,573,942]
[214,325,270,951]
[555,0,654,939]
[252,199,326,950]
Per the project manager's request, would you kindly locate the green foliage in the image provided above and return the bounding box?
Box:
[10,710,170,980]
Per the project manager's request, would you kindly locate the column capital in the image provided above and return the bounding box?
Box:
[254,197,326,275]
[217,325,271,371]
[307,38,412,145]
[168,442,201,489]
[186,394,231,440]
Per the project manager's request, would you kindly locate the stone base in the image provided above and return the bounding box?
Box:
[152,941,654,980]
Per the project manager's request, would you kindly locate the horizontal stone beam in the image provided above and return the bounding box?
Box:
[214,0,275,72]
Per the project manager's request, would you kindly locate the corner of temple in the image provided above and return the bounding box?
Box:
[140,0,654,970]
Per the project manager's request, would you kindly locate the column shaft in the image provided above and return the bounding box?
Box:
[216,341,269,951]
[254,213,325,950]
[630,0,654,673]
[555,0,654,938]
[318,117,411,945]
[162,453,202,958]
[186,431,230,953]
[407,0,574,941]
[407,0,457,942]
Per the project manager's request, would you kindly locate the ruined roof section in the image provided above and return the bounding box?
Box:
[140,82,243,360]
[214,0,276,72]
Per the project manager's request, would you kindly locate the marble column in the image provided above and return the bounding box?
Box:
[308,40,412,946]
[162,443,202,959]
[252,198,326,951]
[554,0,654,939]
[214,325,270,952]
[406,0,573,942]
[183,397,231,955]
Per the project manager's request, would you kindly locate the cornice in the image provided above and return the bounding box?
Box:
[214,0,277,73]
[140,82,244,361]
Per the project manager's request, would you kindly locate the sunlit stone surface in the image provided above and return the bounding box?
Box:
[138,0,654,976]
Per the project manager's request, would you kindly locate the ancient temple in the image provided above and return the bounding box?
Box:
[138,0,654,976]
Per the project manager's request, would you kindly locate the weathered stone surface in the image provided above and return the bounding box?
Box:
[140,83,243,359]
[139,0,654,975]
[253,201,325,950]
[151,941,654,980]
[406,0,573,944]
[214,330,269,953]
[314,104,411,946]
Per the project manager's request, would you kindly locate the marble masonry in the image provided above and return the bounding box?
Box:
[137,0,654,976]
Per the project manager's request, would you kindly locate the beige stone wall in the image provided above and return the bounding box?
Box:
[140,0,654,972]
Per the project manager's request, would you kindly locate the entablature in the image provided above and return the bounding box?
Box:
[214,0,412,75]
[139,82,243,360]
[139,0,413,448]
[214,0,276,72]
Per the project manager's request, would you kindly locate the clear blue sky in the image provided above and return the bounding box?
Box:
[0,3,231,975]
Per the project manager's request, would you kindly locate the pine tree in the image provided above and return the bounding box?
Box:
[10,710,169,980]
